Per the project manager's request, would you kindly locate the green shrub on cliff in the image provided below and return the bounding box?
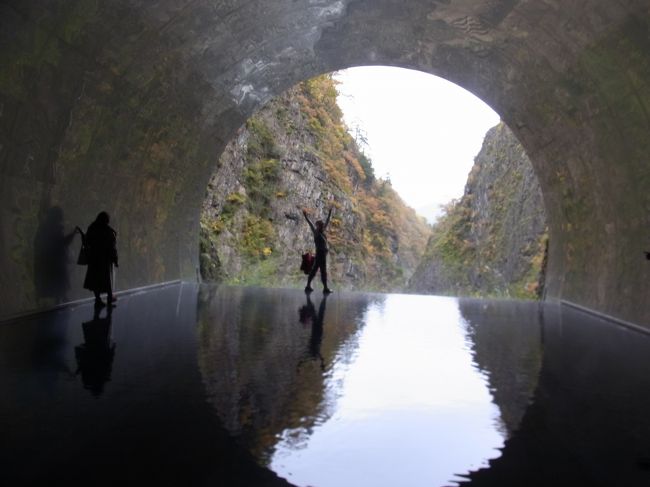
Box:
[246,117,281,160]
[241,215,275,259]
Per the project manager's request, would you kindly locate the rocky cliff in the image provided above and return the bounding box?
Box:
[200,75,430,291]
[409,123,548,299]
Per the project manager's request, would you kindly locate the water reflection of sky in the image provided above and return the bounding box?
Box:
[270,294,505,487]
[7,284,650,485]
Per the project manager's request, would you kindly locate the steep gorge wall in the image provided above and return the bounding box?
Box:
[200,76,430,292]
[410,123,547,299]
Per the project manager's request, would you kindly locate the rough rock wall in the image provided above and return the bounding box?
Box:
[200,76,430,291]
[410,123,547,299]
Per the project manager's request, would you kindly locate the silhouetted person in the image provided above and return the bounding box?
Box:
[298,293,328,371]
[303,207,333,294]
[75,307,116,397]
[83,211,118,307]
[645,251,650,260]
[33,206,80,303]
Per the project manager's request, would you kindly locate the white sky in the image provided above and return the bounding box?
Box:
[334,66,500,222]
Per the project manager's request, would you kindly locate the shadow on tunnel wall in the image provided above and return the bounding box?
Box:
[33,205,80,305]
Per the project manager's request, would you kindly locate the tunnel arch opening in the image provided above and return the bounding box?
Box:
[1,1,648,325]
[198,66,547,298]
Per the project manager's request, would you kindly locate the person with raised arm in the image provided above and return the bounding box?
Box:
[302,206,333,294]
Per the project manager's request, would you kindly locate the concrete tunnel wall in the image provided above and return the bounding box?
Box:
[1,1,649,326]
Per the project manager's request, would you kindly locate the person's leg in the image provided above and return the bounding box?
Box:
[306,258,318,292]
[107,280,115,306]
[93,290,105,307]
[107,264,117,304]
[320,255,328,289]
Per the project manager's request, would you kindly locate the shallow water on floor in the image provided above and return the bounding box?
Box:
[3,283,650,487]
[196,287,543,487]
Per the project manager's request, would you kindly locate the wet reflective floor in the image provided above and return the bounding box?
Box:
[2,283,650,486]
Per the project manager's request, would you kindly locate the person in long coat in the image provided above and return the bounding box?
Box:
[83,211,118,307]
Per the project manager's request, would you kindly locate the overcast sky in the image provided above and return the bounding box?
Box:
[334,66,500,222]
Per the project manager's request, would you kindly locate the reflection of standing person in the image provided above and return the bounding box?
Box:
[303,207,333,294]
[298,293,329,371]
[83,212,118,307]
[33,206,79,303]
[75,307,116,397]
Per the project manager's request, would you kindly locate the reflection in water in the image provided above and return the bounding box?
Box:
[458,299,543,437]
[271,296,506,487]
[298,293,329,371]
[4,284,650,485]
[460,303,650,487]
[28,309,76,388]
[197,286,374,463]
[198,290,544,487]
[75,307,116,396]
[1,283,297,486]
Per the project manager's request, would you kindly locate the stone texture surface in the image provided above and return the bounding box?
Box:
[1,1,649,326]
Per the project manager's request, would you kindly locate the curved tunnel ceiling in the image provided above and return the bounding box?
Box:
[1,1,649,325]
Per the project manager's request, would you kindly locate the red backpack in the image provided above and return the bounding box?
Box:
[300,252,315,274]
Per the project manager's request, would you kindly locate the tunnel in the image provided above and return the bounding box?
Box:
[1,0,649,327]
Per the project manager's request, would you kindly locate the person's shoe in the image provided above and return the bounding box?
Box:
[304,286,314,293]
[94,299,106,308]
[323,288,333,294]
